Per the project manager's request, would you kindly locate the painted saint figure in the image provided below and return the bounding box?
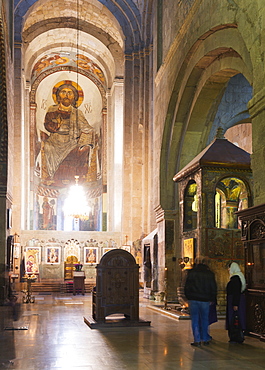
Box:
[86,248,96,263]
[41,81,94,180]
[26,254,38,273]
[47,248,59,263]
[42,196,54,229]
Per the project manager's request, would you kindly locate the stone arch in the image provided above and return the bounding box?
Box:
[21,1,125,84]
[23,30,118,90]
[207,72,252,132]
[15,0,142,53]
[160,26,253,210]
[22,18,124,72]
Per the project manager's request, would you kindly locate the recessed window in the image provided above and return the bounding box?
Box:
[184,181,198,231]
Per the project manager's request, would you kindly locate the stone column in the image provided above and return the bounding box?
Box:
[107,78,124,232]
[12,41,23,232]
[0,14,11,304]
[101,107,107,187]
[101,108,107,231]
[122,51,148,243]
[248,89,265,205]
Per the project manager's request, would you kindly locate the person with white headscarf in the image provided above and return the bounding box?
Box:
[226,262,246,342]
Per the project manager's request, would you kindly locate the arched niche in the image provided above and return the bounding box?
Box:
[215,176,249,230]
[184,180,198,232]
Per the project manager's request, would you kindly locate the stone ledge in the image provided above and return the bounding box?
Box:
[148,304,226,321]
[84,315,151,329]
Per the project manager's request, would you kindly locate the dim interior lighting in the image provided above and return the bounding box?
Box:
[163,347,168,356]
[192,193,198,212]
[63,176,90,221]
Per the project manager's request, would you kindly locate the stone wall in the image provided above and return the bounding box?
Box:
[151,0,262,304]
[152,0,265,212]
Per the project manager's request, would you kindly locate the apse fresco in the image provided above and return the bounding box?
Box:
[37,80,94,185]
[34,194,57,231]
[33,75,104,231]
[31,52,106,88]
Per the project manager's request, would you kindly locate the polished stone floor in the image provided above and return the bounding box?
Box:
[0,292,264,369]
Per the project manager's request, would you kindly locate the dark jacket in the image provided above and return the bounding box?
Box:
[184,263,217,302]
[226,275,242,306]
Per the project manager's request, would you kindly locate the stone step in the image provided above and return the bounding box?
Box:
[30,281,95,293]
[60,282,94,293]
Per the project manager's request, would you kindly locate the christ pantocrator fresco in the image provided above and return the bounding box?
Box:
[34,79,103,231]
[37,80,95,186]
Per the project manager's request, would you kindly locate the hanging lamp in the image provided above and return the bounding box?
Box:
[63,176,90,221]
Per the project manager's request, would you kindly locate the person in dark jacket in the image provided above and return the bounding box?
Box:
[184,256,217,346]
[226,262,246,342]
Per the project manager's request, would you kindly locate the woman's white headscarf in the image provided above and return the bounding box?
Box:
[229,262,246,292]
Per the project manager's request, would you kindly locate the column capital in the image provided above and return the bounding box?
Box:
[248,87,265,119]
[154,205,177,223]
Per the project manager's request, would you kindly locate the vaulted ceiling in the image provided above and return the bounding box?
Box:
[14,0,153,88]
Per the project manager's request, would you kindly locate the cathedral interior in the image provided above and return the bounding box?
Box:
[1,0,265,361]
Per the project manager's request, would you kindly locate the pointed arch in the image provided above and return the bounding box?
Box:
[160,26,253,210]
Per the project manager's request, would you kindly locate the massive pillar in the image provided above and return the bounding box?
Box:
[248,89,265,206]
[0,10,14,304]
[107,78,124,232]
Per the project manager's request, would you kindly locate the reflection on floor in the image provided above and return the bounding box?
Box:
[0,292,264,369]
